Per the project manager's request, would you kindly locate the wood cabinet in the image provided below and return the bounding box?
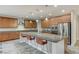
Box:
[41,14,71,28]
[8,32,20,40]
[50,14,71,25]
[0,32,8,41]
[64,37,68,53]
[24,20,37,28]
[41,19,50,28]
[0,32,20,42]
[0,17,18,28]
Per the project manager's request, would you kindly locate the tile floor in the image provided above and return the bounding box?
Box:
[0,39,44,54]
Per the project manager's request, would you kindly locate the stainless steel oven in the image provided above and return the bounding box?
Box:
[51,25,59,35]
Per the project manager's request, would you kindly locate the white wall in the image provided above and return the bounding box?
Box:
[71,11,79,46]
[77,16,79,40]
[71,11,77,46]
[17,17,24,30]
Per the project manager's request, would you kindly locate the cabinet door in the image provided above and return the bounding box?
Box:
[8,32,20,40]
[8,19,18,27]
[0,17,18,28]
[7,32,14,40]
[50,18,58,25]
[31,21,36,28]
[0,33,3,41]
[41,20,50,28]
[0,18,6,27]
[0,18,9,27]
[0,33,8,42]
[2,33,8,41]
[24,20,37,28]
[25,21,32,28]
[12,32,20,39]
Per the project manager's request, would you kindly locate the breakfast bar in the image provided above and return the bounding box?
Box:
[21,32,64,54]
[0,29,64,54]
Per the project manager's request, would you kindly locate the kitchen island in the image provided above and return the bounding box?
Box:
[0,29,64,54]
[21,32,64,54]
[21,32,63,42]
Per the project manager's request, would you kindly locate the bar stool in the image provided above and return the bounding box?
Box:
[26,35,36,46]
[21,33,27,37]
[20,33,27,42]
[36,37,48,53]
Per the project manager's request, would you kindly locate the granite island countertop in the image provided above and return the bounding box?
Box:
[22,32,63,43]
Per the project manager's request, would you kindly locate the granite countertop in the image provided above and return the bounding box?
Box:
[22,32,63,43]
[0,29,63,43]
[0,28,37,32]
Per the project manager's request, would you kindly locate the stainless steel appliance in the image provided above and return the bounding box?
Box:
[63,22,71,45]
[51,23,71,45]
[51,25,59,34]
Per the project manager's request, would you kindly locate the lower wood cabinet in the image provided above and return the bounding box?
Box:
[0,32,8,41]
[0,32,20,42]
[64,37,68,53]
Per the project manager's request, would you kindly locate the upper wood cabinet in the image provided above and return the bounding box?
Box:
[0,16,18,28]
[41,19,50,28]
[0,32,8,41]
[24,19,37,28]
[50,14,71,25]
[41,14,71,28]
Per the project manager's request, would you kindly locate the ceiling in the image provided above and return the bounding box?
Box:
[0,5,79,19]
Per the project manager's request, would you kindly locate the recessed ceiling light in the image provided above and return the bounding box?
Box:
[40,16,43,18]
[62,10,65,13]
[54,5,58,7]
[39,10,43,13]
[62,10,65,12]
[31,13,34,15]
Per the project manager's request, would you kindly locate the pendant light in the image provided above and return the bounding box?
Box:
[45,5,48,21]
